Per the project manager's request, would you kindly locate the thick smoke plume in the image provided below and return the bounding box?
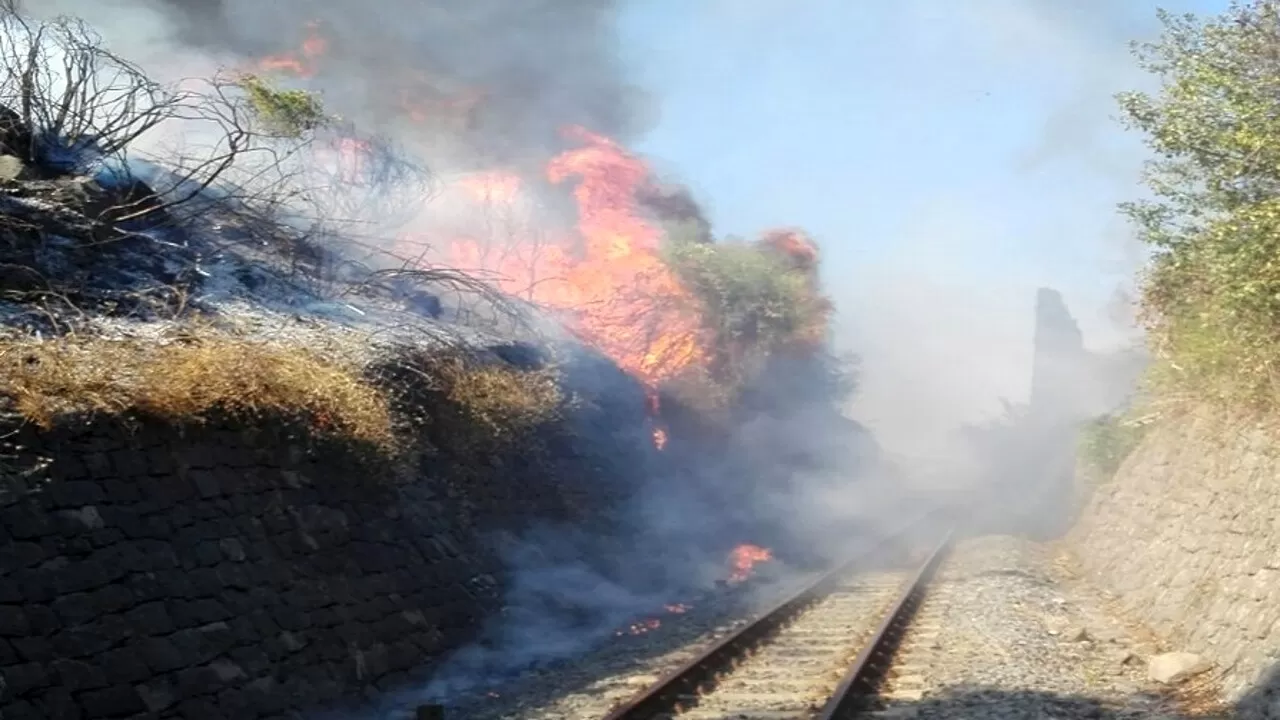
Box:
[26,0,652,171]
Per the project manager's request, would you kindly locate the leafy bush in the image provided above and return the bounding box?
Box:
[1119,1,1280,406]
[236,73,327,138]
[664,229,830,387]
[1077,412,1152,480]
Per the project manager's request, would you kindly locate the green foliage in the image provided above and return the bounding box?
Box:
[236,74,327,138]
[1077,412,1151,480]
[1120,2,1280,405]
[663,234,828,383]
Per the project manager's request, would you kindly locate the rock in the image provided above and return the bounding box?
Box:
[57,506,104,529]
[135,680,177,712]
[218,537,246,562]
[0,154,24,181]
[1147,652,1211,684]
[1066,626,1091,642]
[1090,627,1121,644]
[1043,616,1068,636]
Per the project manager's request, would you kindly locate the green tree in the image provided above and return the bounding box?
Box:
[1120,1,1280,404]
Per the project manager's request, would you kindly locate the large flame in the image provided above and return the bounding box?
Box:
[250,28,713,394]
[439,129,710,386]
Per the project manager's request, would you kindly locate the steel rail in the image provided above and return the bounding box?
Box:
[815,529,953,719]
[599,528,953,720]
[598,553,865,719]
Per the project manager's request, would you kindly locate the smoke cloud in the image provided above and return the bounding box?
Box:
[27,0,653,171]
[834,0,1170,470]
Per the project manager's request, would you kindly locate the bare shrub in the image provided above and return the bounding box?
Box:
[0,13,171,166]
[298,122,436,238]
[0,12,320,233]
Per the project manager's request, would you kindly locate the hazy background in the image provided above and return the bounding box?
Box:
[619,0,1225,470]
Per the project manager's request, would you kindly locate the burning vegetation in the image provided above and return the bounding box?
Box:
[0,0,853,564]
[727,543,775,584]
[0,2,871,711]
[240,20,839,427]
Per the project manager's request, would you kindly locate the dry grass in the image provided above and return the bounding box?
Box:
[431,354,562,432]
[0,329,397,449]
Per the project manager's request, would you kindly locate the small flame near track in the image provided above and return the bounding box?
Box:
[612,545,771,639]
[727,544,773,584]
[615,602,696,637]
[617,618,662,637]
[614,599,696,632]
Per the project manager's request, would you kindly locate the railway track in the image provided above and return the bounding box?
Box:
[599,531,953,720]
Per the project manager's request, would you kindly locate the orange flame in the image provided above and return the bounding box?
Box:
[457,171,523,206]
[250,26,718,423]
[544,126,708,383]
[758,228,831,348]
[438,127,710,387]
[652,427,668,450]
[400,84,488,129]
[759,228,820,273]
[616,603,693,637]
[727,544,773,584]
[616,618,662,636]
[256,21,327,77]
[334,137,373,184]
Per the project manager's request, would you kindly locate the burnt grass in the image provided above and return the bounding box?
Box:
[0,105,460,334]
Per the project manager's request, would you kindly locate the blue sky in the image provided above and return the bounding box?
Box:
[617,0,1227,459]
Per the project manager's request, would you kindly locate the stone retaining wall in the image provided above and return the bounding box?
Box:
[0,412,592,720]
[1068,409,1280,705]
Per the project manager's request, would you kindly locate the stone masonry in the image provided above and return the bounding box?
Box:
[0,415,509,720]
[1069,408,1280,707]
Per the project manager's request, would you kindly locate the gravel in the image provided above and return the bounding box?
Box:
[877,534,1223,719]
